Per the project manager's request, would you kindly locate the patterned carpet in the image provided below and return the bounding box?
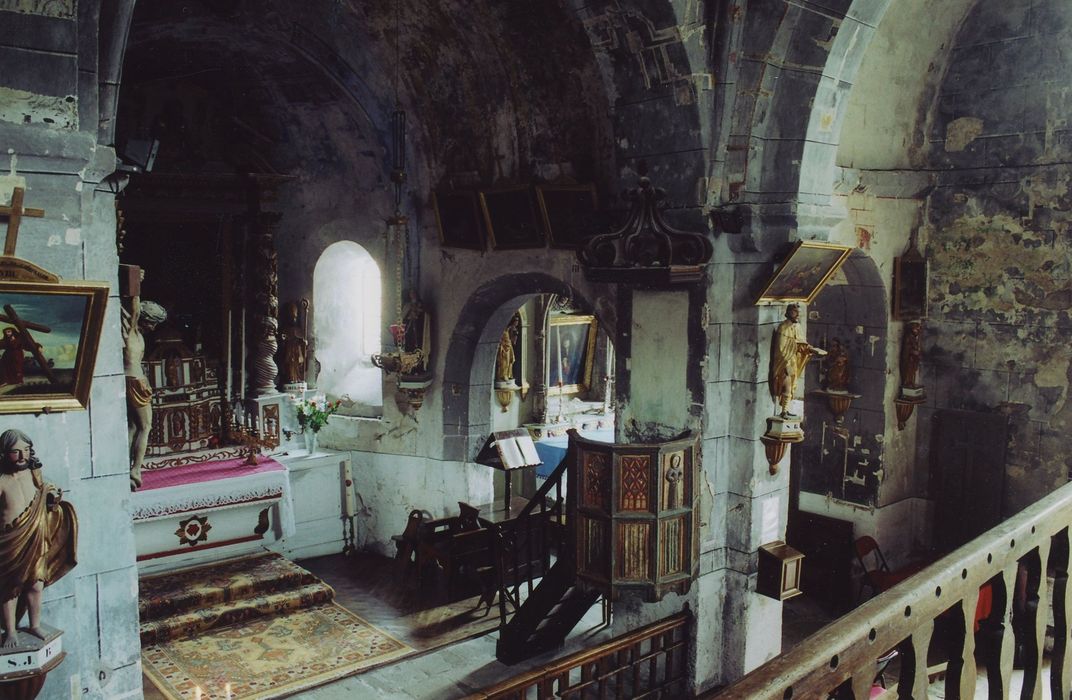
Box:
[141,554,414,699]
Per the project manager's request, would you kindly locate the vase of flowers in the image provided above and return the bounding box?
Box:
[296,398,341,454]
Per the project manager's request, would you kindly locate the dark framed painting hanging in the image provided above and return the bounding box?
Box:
[433,190,486,250]
[479,187,546,250]
[536,183,598,249]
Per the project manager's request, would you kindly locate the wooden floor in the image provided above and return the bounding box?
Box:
[142,551,502,698]
[301,551,502,651]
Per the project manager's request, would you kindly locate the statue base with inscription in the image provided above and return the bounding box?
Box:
[0,624,65,700]
[764,414,804,441]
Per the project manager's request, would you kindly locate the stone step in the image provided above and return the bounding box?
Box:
[139,580,335,646]
[138,552,320,623]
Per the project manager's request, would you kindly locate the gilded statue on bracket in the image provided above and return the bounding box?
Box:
[769,303,825,418]
[0,429,78,649]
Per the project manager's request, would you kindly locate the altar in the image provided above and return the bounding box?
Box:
[130,448,294,573]
[131,445,354,574]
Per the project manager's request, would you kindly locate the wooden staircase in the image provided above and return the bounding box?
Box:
[495,557,600,664]
[489,452,602,664]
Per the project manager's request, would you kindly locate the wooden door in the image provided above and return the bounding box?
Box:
[931,409,1008,553]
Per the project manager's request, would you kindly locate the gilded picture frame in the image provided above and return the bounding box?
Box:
[547,314,597,396]
[0,279,110,414]
[755,241,852,305]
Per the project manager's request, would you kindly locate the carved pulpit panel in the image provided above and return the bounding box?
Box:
[570,431,699,602]
[619,455,650,511]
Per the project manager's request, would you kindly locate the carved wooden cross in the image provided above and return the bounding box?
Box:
[1,304,56,385]
[0,187,45,256]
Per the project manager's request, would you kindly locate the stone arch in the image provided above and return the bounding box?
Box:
[800,250,888,505]
[441,273,610,462]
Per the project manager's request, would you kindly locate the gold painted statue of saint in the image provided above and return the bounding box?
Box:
[769,303,825,418]
[0,429,78,649]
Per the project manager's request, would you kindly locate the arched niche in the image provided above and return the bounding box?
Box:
[313,241,383,415]
[798,251,889,506]
[442,273,612,462]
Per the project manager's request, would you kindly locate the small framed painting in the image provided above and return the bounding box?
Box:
[479,187,546,250]
[433,191,486,251]
[755,241,852,305]
[536,184,599,249]
[547,314,597,395]
[0,279,109,413]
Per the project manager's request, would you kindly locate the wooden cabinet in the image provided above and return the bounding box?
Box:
[570,432,699,602]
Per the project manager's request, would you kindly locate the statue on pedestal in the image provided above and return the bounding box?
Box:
[279,300,308,386]
[0,429,78,649]
[901,320,923,388]
[769,303,825,418]
[122,268,167,491]
[823,339,851,393]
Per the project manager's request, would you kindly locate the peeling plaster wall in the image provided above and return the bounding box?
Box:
[921,0,1072,518]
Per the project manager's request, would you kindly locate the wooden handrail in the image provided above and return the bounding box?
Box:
[710,480,1072,699]
[467,610,690,699]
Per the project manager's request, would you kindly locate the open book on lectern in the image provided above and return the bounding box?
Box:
[475,429,542,471]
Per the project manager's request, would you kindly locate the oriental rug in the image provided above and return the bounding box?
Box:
[139,553,332,645]
[142,602,413,700]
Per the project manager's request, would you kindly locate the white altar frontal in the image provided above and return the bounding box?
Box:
[132,445,354,574]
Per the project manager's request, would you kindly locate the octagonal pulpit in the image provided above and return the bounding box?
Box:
[569,430,699,602]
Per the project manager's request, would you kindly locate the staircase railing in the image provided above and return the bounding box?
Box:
[491,456,570,627]
[710,479,1072,699]
[468,609,690,699]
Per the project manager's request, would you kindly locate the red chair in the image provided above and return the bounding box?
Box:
[854,536,926,603]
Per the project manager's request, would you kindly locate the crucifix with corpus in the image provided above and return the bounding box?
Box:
[0,187,56,387]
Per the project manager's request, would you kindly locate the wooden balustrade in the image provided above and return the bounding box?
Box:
[711,480,1072,699]
[492,457,569,626]
[468,610,690,699]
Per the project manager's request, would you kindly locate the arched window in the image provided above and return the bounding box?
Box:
[313,241,383,415]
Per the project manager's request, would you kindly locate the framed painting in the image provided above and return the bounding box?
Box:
[536,183,598,249]
[893,247,928,320]
[479,187,546,250]
[548,314,597,395]
[755,241,852,305]
[433,190,486,250]
[0,279,109,413]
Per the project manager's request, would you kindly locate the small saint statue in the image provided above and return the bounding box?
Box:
[122,269,167,491]
[901,321,923,388]
[823,339,851,393]
[769,303,826,418]
[0,429,78,648]
[279,300,308,386]
[495,314,520,388]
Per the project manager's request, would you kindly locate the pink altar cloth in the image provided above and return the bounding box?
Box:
[141,456,285,491]
[131,455,295,536]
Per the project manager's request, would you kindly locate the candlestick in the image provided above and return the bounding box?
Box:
[225,308,233,399]
[239,306,247,400]
[225,683,232,700]
[195,687,202,700]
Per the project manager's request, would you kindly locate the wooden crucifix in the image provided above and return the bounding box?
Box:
[1,304,57,385]
[0,187,45,256]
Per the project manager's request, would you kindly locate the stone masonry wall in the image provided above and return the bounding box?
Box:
[920,0,1072,518]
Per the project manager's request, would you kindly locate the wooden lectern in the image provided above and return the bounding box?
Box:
[474,429,542,516]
